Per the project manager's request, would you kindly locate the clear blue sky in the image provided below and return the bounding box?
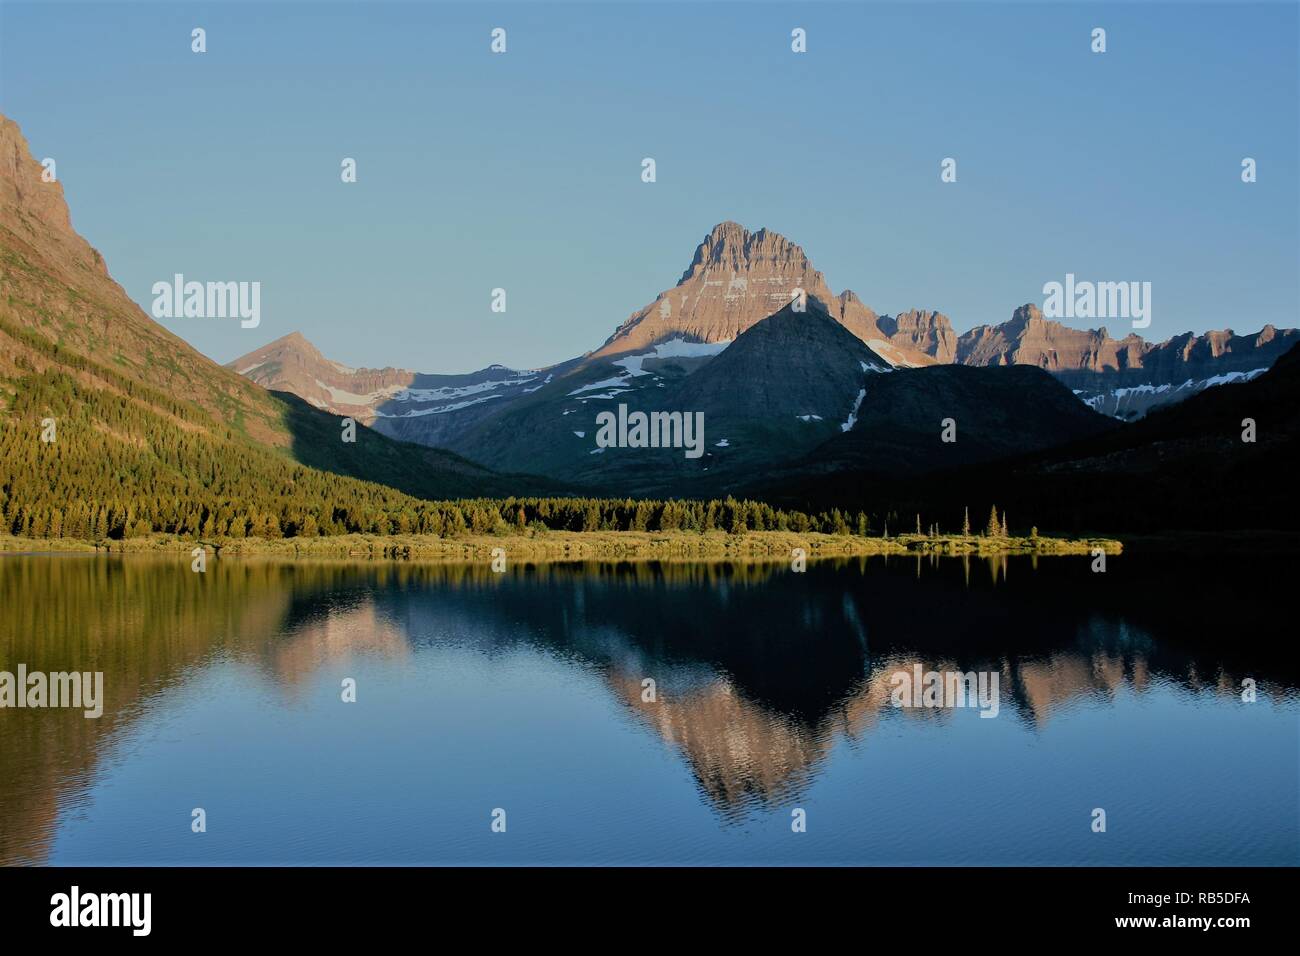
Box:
[2,1,1297,372]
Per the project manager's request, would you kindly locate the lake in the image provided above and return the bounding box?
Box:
[1,551,1296,865]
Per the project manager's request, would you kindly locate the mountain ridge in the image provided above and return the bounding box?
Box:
[589,221,934,368]
[232,221,1297,434]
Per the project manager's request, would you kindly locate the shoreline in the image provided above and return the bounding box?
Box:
[0,530,1122,563]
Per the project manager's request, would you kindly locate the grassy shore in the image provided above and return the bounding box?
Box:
[0,530,1122,562]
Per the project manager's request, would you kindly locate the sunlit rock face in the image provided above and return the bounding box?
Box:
[591,221,933,369]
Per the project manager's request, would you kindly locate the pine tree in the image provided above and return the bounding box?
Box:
[986,505,999,538]
[962,507,970,538]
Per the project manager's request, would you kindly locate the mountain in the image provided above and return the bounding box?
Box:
[229,331,416,424]
[673,302,893,436]
[233,222,1297,458]
[951,303,1147,370]
[223,211,1190,497]
[0,115,284,447]
[1054,324,1296,419]
[602,304,896,494]
[878,309,958,363]
[1007,339,1300,531]
[591,221,934,368]
[893,303,1296,419]
[227,332,573,450]
[757,340,1300,535]
[775,363,1116,480]
[0,111,554,541]
[447,303,893,495]
[226,222,937,489]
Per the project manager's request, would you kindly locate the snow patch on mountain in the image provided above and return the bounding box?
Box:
[1201,368,1267,388]
[574,390,631,401]
[611,337,731,377]
[374,394,505,418]
[1080,367,1269,418]
[569,376,629,395]
[395,375,536,403]
[842,388,867,432]
[568,337,729,403]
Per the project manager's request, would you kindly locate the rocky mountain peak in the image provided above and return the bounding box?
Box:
[592,222,931,367]
[0,114,108,277]
[1009,303,1045,327]
[879,309,958,363]
[268,330,323,357]
[677,221,814,285]
[1,116,71,234]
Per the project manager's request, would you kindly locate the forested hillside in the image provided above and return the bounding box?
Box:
[0,112,561,536]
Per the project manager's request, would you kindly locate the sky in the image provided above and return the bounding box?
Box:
[2,1,1297,373]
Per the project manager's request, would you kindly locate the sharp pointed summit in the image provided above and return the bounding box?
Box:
[591,222,934,368]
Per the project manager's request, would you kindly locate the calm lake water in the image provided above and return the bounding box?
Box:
[1,551,1296,866]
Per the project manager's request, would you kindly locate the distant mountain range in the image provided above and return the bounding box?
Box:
[231,221,1296,497]
[911,303,1293,419]
[236,221,1295,435]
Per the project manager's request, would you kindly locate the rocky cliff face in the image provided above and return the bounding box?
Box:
[887,302,1297,384]
[879,309,958,363]
[1140,324,1291,373]
[0,116,102,274]
[591,221,933,368]
[863,301,1296,419]
[228,332,417,425]
[1055,325,1296,418]
[953,304,1149,371]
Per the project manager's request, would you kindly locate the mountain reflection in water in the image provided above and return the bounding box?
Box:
[1,553,1295,865]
